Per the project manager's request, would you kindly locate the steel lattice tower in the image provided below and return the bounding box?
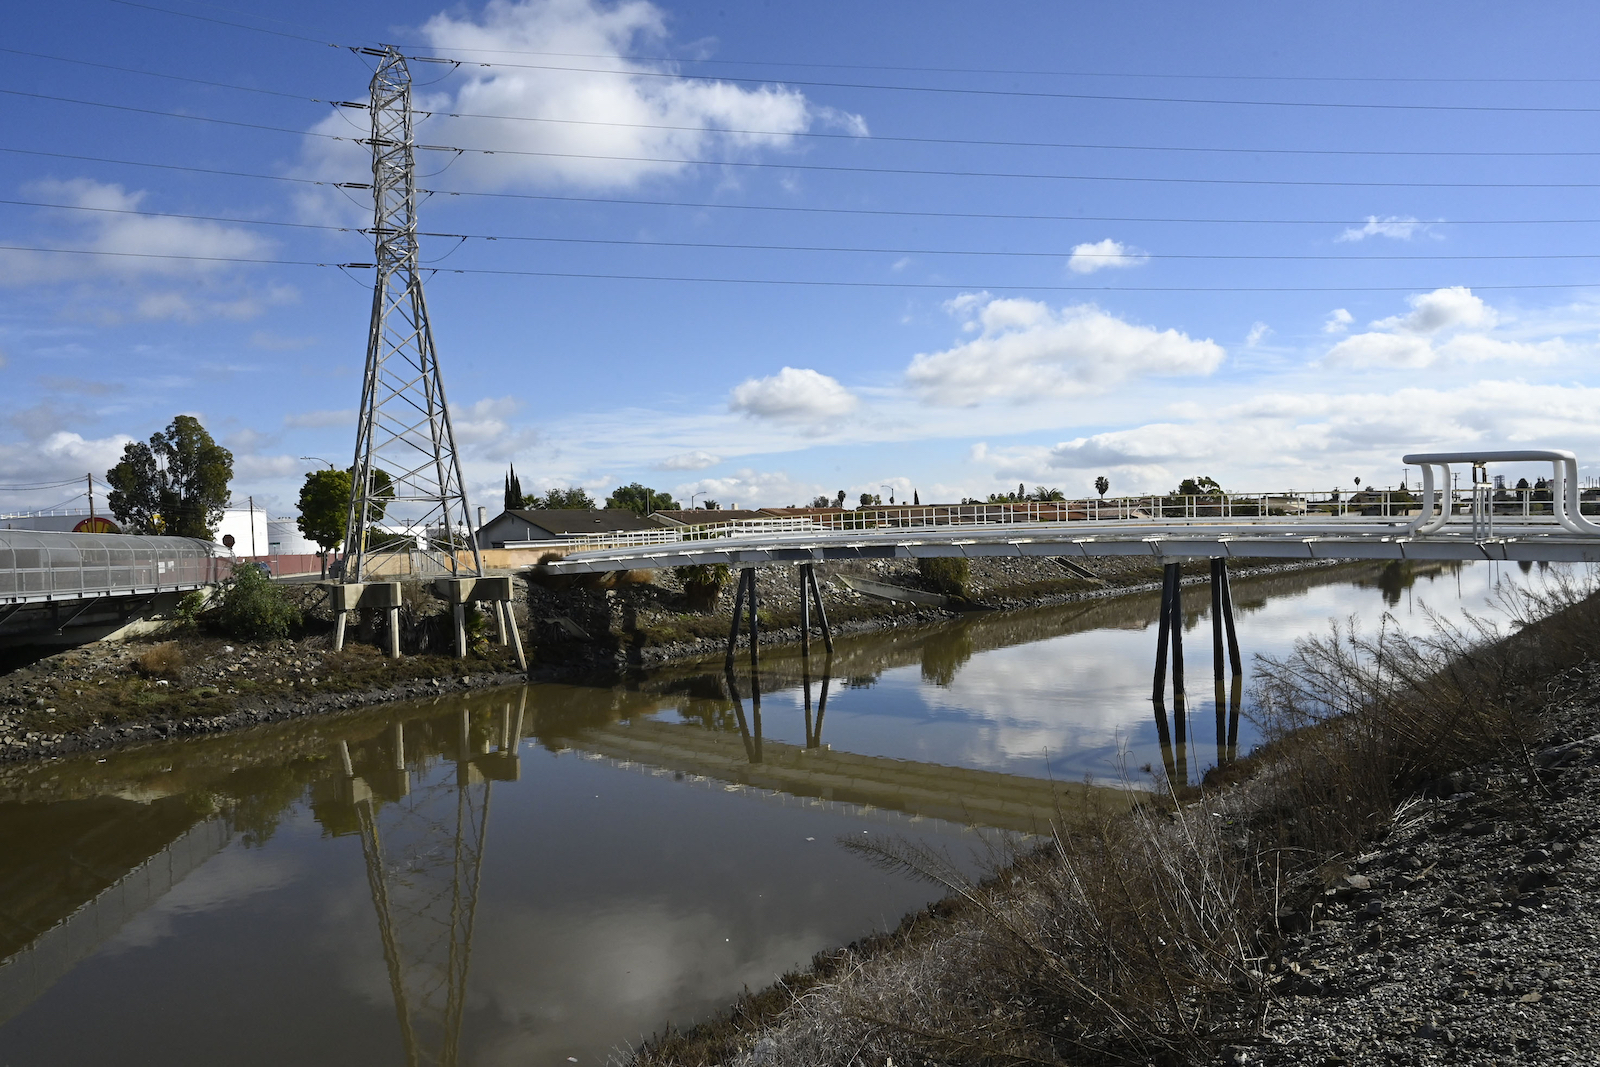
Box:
[343,46,482,583]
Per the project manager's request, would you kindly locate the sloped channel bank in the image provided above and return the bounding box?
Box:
[0,555,1341,764]
[628,580,1600,1067]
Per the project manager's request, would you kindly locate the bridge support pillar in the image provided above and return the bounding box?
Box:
[431,576,524,669]
[1207,558,1244,767]
[1153,562,1189,785]
[725,568,760,668]
[803,563,833,654]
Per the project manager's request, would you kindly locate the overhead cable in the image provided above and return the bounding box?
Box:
[11,145,1600,228]
[14,196,1600,263]
[15,46,1600,158]
[6,243,1600,293]
[14,87,1600,190]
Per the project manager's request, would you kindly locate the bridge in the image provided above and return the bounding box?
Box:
[539,450,1600,573]
[0,531,228,648]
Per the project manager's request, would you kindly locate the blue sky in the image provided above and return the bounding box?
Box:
[6,0,1600,517]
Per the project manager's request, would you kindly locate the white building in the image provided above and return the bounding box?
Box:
[213,507,270,556]
[267,517,319,555]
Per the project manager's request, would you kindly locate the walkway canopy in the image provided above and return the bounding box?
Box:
[0,531,228,603]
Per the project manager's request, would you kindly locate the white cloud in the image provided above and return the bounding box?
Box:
[1066,238,1147,275]
[295,0,865,205]
[1337,215,1427,242]
[655,449,721,470]
[907,295,1224,406]
[1323,308,1354,334]
[1245,322,1271,346]
[1373,286,1495,334]
[1323,287,1564,370]
[728,367,858,424]
[672,467,821,508]
[0,179,271,285]
[1324,332,1436,369]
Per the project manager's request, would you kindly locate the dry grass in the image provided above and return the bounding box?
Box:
[630,569,1600,1067]
[133,641,186,679]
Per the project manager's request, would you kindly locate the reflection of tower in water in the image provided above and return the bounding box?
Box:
[333,695,524,1067]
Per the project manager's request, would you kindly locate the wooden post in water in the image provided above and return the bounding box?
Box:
[1210,558,1226,684]
[726,568,748,667]
[1154,562,1175,704]
[1219,559,1243,676]
[799,565,811,657]
[1170,568,1186,755]
[807,564,834,653]
[747,569,760,668]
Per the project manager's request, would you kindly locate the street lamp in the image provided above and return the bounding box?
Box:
[880,483,895,505]
[301,456,335,469]
[690,491,705,510]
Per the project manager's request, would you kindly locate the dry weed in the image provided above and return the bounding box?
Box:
[133,641,186,679]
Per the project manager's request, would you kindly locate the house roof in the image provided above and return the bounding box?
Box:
[649,509,769,526]
[496,509,660,535]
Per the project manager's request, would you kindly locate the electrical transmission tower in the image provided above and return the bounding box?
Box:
[343,46,482,583]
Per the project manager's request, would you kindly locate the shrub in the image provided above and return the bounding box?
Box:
[173,589,209,632]
[216,563,300,640]
[134,641,186,679]
[675,563,730,612]
[917,556,969,598]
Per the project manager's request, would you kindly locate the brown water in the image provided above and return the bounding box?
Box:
[0,560,1556,1065]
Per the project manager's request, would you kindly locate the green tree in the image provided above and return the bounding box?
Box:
[297,469,348,578]
[1176,476,1222,497]
[106,415,233,537]
[527,487,596,509]
[296,467,393,575]
[504,464,524,511]
[1094,476,1110,498]
[808,494,833,508]
[701,498,720,510]
[1027,486,1065,501]
[605,482,678,515]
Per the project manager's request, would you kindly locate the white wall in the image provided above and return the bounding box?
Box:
[266,517,319,555]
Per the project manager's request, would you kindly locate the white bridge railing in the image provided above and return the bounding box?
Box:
[509,454,1600,556]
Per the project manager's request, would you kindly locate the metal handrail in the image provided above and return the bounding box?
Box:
[502,478,1597,556]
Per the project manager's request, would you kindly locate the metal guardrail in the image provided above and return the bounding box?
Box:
[0,531,228,604]
[508,483,1595,556]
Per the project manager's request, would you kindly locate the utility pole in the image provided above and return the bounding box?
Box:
[86,473,95,522]
[342,45,482,585]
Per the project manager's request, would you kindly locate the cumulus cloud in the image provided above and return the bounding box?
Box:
[1373,286,1495,334]
[728,367,858,424]
[1337,215,1428,242]
[1323,308,1354,334]
[671,467,820,508]
[655,449,721,470]
[907,295,1224,405]
[1066,238,1147,275]
[294,0,864,207]
[0,179,270,285]
[1323,287,1565,369]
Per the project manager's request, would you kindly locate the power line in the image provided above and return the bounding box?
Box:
[16,86,1600,191]
[6,242,1600,293]
[104,0,343,47]
[0,46,318,102]
[409,54,1600,115]
[18,196,1600,263]
[18,44,1600,159]
[0,478,88,491]
[104,0,1600,85]
[12,145,1600,228]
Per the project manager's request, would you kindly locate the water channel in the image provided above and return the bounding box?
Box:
[0,560,1565,1065]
